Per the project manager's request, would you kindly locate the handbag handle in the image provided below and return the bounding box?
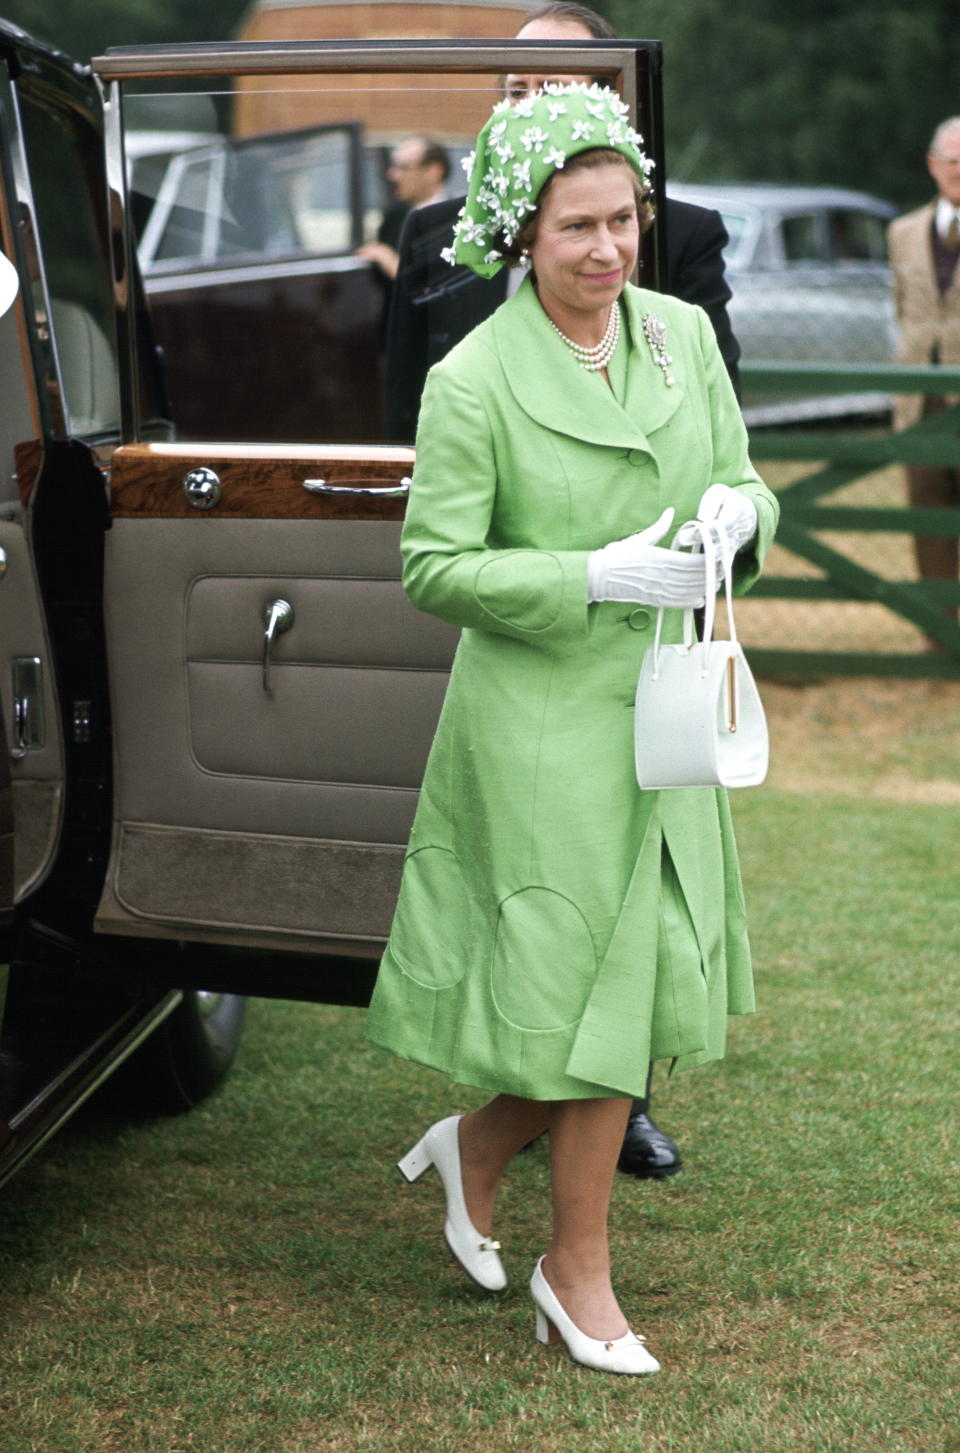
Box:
[650,515,737,680]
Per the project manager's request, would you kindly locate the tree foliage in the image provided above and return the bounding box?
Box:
[605,0,960,208]
[0,0,249,62]
[2,0,958,208]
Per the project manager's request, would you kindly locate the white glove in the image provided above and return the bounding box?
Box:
[587,507,708,608]
[676,483,758,564]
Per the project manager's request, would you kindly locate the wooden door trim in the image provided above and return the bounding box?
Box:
[109,442,414,520]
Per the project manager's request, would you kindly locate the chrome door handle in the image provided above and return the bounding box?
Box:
[11,656,44,758]
[262,598,294,693]
[302,477,410,497]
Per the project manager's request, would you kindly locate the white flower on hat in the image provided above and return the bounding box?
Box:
[512,158,533,191]
[520,126,549,153]
[571,119,595,142]
[544,147,567,169]
[456,216,489,247]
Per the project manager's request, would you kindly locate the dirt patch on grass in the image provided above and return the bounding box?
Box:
[760,677,960,802]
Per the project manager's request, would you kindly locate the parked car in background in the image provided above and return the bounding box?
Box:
[667,182,899,423]
[0,17,664,1186]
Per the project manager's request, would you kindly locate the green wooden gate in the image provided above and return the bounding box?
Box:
[742,362,960,678]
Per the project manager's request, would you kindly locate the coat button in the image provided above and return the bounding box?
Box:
[627,607,651,630]
[627,450,649,467]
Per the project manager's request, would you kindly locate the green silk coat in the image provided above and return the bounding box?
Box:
[366,279,780,1100]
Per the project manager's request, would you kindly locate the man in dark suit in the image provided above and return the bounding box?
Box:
[357,135,452,282]
[384,2,742,1179]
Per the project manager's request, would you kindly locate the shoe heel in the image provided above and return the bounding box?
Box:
[397,1135,433,1184]
[534,1307,552,1345]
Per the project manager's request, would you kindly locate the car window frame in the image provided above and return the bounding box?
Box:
[0,56,100,442]
[94,38,664,446]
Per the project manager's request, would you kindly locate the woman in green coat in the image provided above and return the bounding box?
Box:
[366,83,779,1375]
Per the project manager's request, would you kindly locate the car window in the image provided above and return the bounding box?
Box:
[713,209,752,268]
[141,125,364,268]
[780,212,825,263]
[111,61,659,448]
[826,208,888,263]
[16,87,120,437]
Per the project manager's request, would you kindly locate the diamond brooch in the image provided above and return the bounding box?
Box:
[642,313,675,387]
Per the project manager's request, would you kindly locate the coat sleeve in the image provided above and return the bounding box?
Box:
[665,200,742,399]
[384,200,506,443]
[384,208,432,444]
[887,218,905,323]
[400,357,591,653]
[695,305,779,593]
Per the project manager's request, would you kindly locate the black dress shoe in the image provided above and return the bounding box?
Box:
[617,1112,682,1179]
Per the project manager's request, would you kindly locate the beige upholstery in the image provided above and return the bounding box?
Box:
[49,300,120,438]
[0,519,65,897]
[97,516,458,949]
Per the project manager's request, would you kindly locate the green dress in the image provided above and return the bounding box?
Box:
[366,279,780,1100]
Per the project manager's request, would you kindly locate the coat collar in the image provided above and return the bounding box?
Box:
[491,277,686,453]
[895,200,937,262]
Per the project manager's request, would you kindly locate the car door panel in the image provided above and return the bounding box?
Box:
[0,519,65,900]
[89,40,661,970]
[96,442,459,954]
[0,124,66,909]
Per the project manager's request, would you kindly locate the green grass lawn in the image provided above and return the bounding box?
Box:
[1,788,958,1453]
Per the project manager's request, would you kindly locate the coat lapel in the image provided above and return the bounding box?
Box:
[901,201,960,310]
[897,202,940,309]
[492,278,687,456]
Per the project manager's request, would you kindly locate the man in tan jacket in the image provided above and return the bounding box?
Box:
[888,117,960,634]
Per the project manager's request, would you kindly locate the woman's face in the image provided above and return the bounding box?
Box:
[528,162,639,326]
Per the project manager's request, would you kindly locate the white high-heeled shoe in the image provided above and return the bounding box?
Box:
[530,1257,660,1375]
[397,1115,507,1292]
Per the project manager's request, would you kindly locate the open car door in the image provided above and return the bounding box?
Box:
[0,35,111,932]
[91,40,664,997]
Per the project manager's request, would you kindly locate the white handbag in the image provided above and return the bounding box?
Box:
[634,518,769,790]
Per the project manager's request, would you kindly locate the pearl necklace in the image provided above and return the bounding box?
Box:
[549,304,621,371]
